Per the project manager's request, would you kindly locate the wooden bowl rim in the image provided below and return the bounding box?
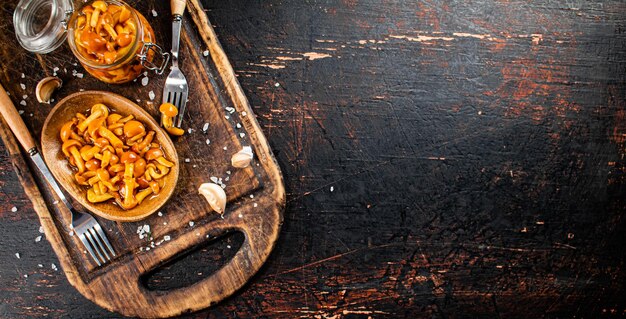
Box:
[41,90,179,222]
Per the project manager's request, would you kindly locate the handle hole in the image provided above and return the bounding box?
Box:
[140,230,244,291]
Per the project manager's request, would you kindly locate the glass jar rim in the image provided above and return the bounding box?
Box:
[67,0,143,69]
[13,0,73,54]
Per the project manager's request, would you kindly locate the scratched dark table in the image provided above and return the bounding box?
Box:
[2,0,626,318]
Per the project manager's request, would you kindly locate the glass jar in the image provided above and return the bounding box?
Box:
[13,0,169,84]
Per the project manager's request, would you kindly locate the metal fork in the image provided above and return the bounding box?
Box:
[162,0,189,128]
[0,87,115,267]
[30,152,116,266]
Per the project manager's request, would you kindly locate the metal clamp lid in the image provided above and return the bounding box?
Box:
[138,43,170,75]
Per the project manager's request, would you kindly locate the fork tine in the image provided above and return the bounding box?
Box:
[175,91,188,127]
[83,230,106,265]
[89,227,111,261]
[94,223,116,257]
[78,232,102,266]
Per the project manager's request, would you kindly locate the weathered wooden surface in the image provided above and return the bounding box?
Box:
[2,0,626,317]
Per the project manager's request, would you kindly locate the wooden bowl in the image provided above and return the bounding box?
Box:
[41,91,179,222]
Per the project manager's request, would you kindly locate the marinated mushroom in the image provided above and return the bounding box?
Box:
[59,103,175,210]
[159,103,185,136]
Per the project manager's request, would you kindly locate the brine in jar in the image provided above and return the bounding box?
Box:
[68,0,157,84]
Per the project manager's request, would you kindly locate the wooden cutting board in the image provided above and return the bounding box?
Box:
[0,0,285,317]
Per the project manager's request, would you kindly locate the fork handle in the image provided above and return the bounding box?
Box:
[0,85,37,152]
[171,0,187,16]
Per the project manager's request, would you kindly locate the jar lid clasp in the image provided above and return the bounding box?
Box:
[138,43,170,75]
[60,9,74,30]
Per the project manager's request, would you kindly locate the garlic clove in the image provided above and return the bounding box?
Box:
[36,77,62,104]
[231,146,254,168]
[198,182,226,214]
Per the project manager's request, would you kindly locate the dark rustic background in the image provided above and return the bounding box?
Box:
[2,0,626,318]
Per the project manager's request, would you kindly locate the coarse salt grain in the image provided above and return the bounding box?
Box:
[75,73,84,78]
[238,214,243,218]
[21,73,25,78]
[202,50,209,57]
[151,9,157,16]
[189,221,195,227]
[39,226,44,233]
[157,211,163,217]
[20,83,26,90]
[24,274,28,278]
[202,123,209,132]
[227,245,231,249]
[250,194,254,198]
[51,263,57,271]
[225,106,235,113]
[205,139,210,145]
[210,176,218,183]
[188,128,194,134]
[275,82,280,87]
[330,186,334,192]
[15,253,20,259]
[164,235,171,241]
[38,264,43,268]
[149,90,155,100]
[223,146,228,150]
[236,123,242,128]
[185,158,190,163]
[20,100,27,106]
[35,236,42,242]
[18,110,24,115]
[11,206,17,212]
[253,203,258,207]
[242,111,247,116]
[22,95,28,99]
[239,132,246,138]
[141,77,149,86]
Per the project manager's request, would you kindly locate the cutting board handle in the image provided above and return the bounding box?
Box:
[123,207,279,317]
